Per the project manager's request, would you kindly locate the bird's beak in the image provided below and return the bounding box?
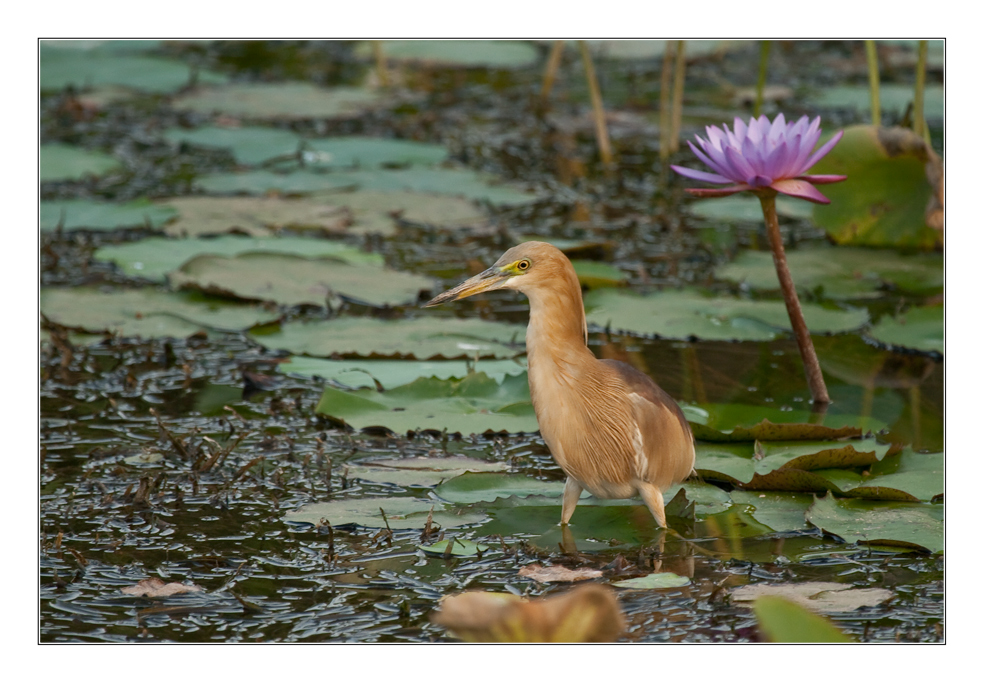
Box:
[424,266,510,307]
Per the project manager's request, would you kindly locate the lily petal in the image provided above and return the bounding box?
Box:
[725,145,757,184]
[670,164,732,184]
[688,140,732,178]
[771,178,831,204]
[803,129,845,170]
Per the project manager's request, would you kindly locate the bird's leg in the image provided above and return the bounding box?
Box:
[637,482,667,528]
[559,524,579,555]
[560,477,583,525]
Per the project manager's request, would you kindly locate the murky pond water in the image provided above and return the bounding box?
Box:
[40,40,944,642]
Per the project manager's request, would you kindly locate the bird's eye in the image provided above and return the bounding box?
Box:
[517,259,531,271]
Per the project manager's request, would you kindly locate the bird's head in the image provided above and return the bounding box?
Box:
[424,241,573,307]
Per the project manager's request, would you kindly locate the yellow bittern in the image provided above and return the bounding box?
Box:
[425,241,695,527]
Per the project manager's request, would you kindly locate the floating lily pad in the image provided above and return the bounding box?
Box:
[811,126,942,249]
[753,596,852,642]
[419,538,490,557]
[866,306,944,356]
[584,289,868,342]
[94,236,380,282]
[40,47,226,93]
[123,452,164,466]
[195,170,357,195]
[348,456,508,487]
[809,84,944,119]
[172,82,385,119]
[662,480,733,516]
[40,287,277,338]
[570,261,627,289]
[612,572,690,589]
[324,190,487,235]
[358,40,539,68]
[717,246,944,299]
[254,317,526,360]
[729,491,814,532]
[40,143,121,182]
[581,39,735,61]
[281,357,526,389]
[284,497,486,530]
[691,417,863,443]
[689,402,884,439]
[846,448,944,502]
[320,168,538,206]
[170,252,435,308]
[159,196,351,238]
[303,136,448,168]
[40,199,176,231]
[688,195,812,223]
[163,126,302,165]
[434,472,564,504]
[315,372,537,434]
[806,493,944,553]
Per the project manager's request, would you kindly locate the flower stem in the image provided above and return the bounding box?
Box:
[865,40,880,127]
[913,40,929,145]
[758,193,830,404]
[371,41,389,88]
[659,41,676,161]
[669,40,686,154]
[578,40,614,167]
[754,40,771,118]
[541,40,565,102]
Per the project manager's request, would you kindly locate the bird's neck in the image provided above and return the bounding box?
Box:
[524,276,590,364]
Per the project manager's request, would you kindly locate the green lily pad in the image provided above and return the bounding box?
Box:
[695,442,756,484]
[324,190,487,235]
[434,472,565,504]
[662,480,733,516]
[40,287,277,338]
[806,493,944,553]
[40,144,121,182]
[40,199,176,232]
[809,84,944,119]
[40,48,226,93]
[195,170,357,195]
[163,126,302,165]
[811,125,942,249]
[357,40,539,68]
[348,456,508,488]
[123,452,164,466]
[304,136,448,168]
[691,416,864,443]
[158,196,351,238]
[580,39,736,61]
[729,491,814,532]
[315,372,537,434]
[170,252,435,308]
[584,288,869,342]
[94,236,380,282]
[612,572,690,589]
[688,195,812,223]
[172,82,385,119]
[419,537,490,557]
[846,448,944,502]
[570,261,627,289]
[717,246,944,299]
[753,439,898,475]
[283,497,486,530]
[753,596,852,642]
[320,168,538,206]
[281,357,526,389]
[866,306,943,356]
[254,317,526,360]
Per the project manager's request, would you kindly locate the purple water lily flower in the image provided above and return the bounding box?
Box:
[671,114,847,204]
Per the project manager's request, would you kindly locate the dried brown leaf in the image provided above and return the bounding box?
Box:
[518,563,603,583]
[121,578,204,598]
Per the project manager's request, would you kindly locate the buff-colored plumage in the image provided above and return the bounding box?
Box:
[426,241,695,527]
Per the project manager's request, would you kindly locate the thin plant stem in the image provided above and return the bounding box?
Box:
[865,40,881,126]
[914,40,929,144]
[669,40,686,154]
[541,40,565,102]
[758,192,830,404]
[371,40,389,88]
[754,40,771,118]
[659,41,676,161]
[578,40,614,167]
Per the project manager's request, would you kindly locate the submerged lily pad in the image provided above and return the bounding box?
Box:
[163,126,302,165]
[281,357,526,389]
[40,199,176,232]
[170,252,435,308]
[717,246,944,299]
[172,82,385,119]
[348,456,508,488]
[809,84,944,119]
[40,47,226,92]
[319,168,538,206]
[806,493,944,553]
[159,196,351,238]
[195,170,357,195]
[866,306,944,356]
[284,497,486,530]
[254,317,526,360]
[358,40,539,68]
[315,372,537,434]
[95,236,380,282]
[612,572,690,589]
[303,136,448,168]
[585,289,868,342]
[581,39,735,61]
[729,491,814,532]
[811,126,942,249]
[434,472,564,504]
[40,287,277,338]
[40,144,121,182]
